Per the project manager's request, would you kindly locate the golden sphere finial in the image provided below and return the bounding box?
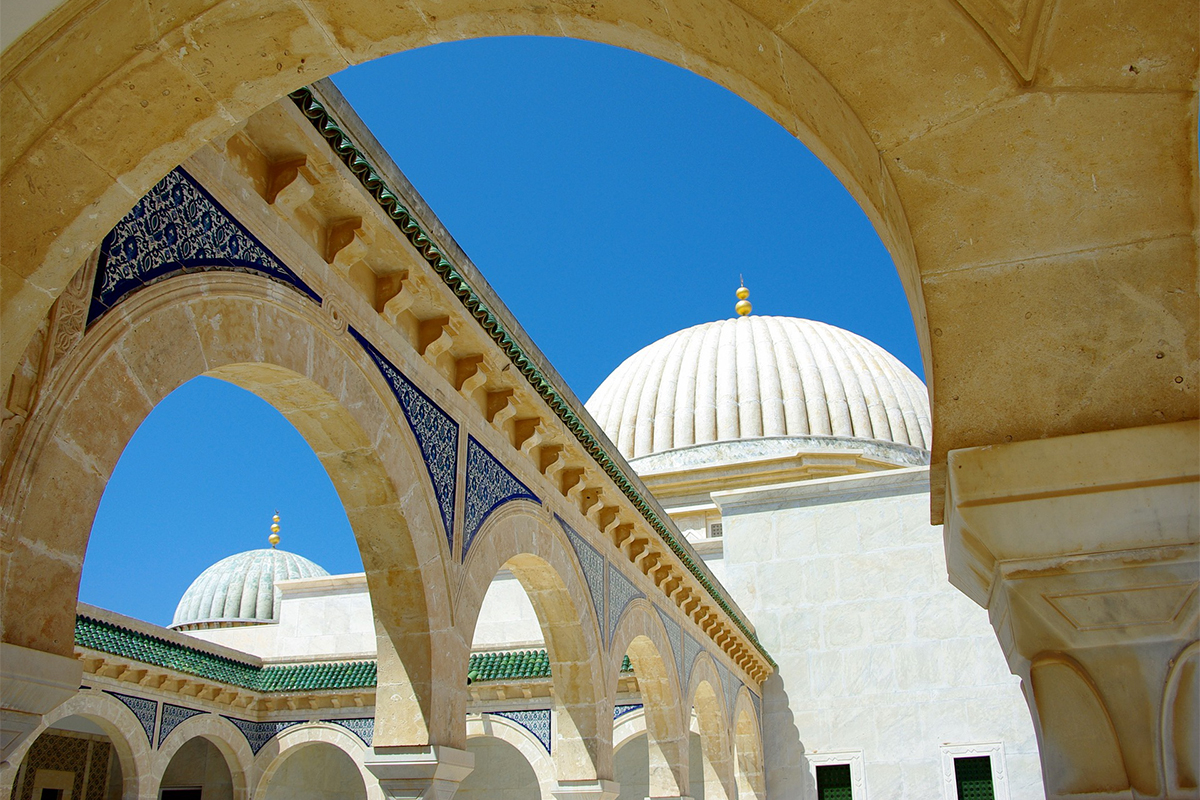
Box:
[735,279,752,316]
[269,510,281,547]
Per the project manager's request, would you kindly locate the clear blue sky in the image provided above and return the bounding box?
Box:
[81,36,921,626]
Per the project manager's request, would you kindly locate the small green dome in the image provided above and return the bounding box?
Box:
[171,548,329,630]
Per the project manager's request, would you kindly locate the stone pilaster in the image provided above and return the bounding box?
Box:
[945,420,1199,799]
[365,745,474,800]
[0,643,82,767]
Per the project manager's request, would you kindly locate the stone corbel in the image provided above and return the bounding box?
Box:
[486,389,518,427]
[0,643,82,767]
[325,217,372,273]
[512,417,544,454]
[377,270,414,322]
[265,155,318,212]
[454,355,488,395]
[417,316,456,360]
[538,445,565,480]
[366,745,475,800]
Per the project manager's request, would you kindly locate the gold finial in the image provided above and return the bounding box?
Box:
[269,511,281,548]
[735,278,752,316]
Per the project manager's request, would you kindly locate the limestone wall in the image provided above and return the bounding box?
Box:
[457,736,541,800]
[471,572,545,649]
[715,467,1044,799]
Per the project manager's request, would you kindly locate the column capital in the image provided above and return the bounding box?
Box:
[365,745,474,800]
[552,779,621,800]
[1,643,82,766]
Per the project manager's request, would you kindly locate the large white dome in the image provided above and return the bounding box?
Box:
[171,548,329,630]
[585,315,931,461]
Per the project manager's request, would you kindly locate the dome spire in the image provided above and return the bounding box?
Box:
[735,277,752,317]
[269,511,281,548]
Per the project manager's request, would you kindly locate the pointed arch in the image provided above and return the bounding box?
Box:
[688,654,736,800]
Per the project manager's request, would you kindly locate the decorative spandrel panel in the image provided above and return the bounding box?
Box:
[463,435,539,560]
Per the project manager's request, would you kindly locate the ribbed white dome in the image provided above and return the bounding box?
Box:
[585,316,930,460]
[171,548,329,630]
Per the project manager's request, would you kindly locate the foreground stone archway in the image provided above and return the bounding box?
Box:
[0,271,449,748]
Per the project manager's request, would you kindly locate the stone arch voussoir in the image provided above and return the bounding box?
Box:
[152,712,253,800]
[254,722,382,800]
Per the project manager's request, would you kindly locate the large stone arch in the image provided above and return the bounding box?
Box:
[152,713,253,800]
[0,689,152,800]
[0,271,453,745]
[455,502,612,782]
[1161,640,1200,795]
[466,714,557,798]
[254,724,380,800]
[609,599,689,799]
[687,655,736,800]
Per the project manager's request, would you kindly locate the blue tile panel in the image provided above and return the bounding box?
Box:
[556,515,605,632]
[682,632,703,691]
[89,167,319,325]
[222,716,303,755]
[349,327,459,551]
[607,566,643,647]
[105,691,157,745]
[717,659,740,719]
[158,703,206,748]
[462,435,539,560]
[654,605,683,685]
[491,708,552,754]
[613,703,643,721]
[324,717,375,747]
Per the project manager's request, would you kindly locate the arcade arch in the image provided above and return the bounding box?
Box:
[0,272,449,746]
[688,659,736,800]
[257,740,368,800]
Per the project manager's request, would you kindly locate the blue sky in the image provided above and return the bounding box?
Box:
[81,37,921,626]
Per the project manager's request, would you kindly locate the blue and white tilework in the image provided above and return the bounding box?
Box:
[556,515,605,630]
[221,716,303,755]
[90,167,319,325]
[105,691,157,745]
[750,690,762,734]
[351,328,459,551]
[613,703,643,721]
[158,703,206,748]
[607,566,643,646]
[717,660,740,719]
[463,436,539,560]
[682,632,703,691]
[492,708,552,754]
[654,605,683,683]
[324,717,374,747]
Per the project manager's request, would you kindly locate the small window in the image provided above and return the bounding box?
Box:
[708,522,723,538]
[160,790,203,800]
[39,791,65,800]
[954,756,995,800]
[816,763,853,800]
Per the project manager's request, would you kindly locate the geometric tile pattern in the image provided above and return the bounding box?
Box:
[85,741,113,800]
[324,717,375,747]
[221,716,303,755]
[463,436,539,560]
[682,632,703,692]
[89,167,319,325]
[492,708,552,754]
[557,515,605,632]
[13,733,90,800]
[716,659,740,718]
[350,328,459,551]
[614,703,643,721]
[105,690,157,744]
[607,565,643,646]
[654,605,683,684]
[158,703,206,748]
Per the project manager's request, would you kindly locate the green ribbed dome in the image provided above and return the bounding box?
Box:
[171,548,329,630]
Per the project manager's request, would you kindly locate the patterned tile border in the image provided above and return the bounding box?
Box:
[158,703,206,748]
[289,85,774,669]
[324,717,375,747]
[88,167,319,326]
[463,435,540,560]
[104,690,157,745]
[221,716,303,755]
[614,703,643,721]
[556,515,605,632]
[607,566,644,647]
[654,605,683,683]
[490,708,552,754]
[350,327,459,549]
[682,632,703,692]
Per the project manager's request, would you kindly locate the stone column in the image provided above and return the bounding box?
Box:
[0,643,82,767]
[365,745,474,800]
[944,420,1199,799]
[551,779,621,800]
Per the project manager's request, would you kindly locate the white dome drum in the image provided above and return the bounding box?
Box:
[585,316,931,462]
[171,548,329,630]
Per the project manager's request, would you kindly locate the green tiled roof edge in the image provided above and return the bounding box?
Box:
[288,86,775,670]
[76,616,627,688]
[75,616,375,692]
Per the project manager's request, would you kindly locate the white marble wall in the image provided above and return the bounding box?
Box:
[713,467,1045,800]
[471,572,545,649]
[259,742,367,800]
[457,735,541,800]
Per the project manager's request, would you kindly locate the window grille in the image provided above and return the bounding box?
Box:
[954,756,995,800]
[708,522,723,538]
[816,763,853,800]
